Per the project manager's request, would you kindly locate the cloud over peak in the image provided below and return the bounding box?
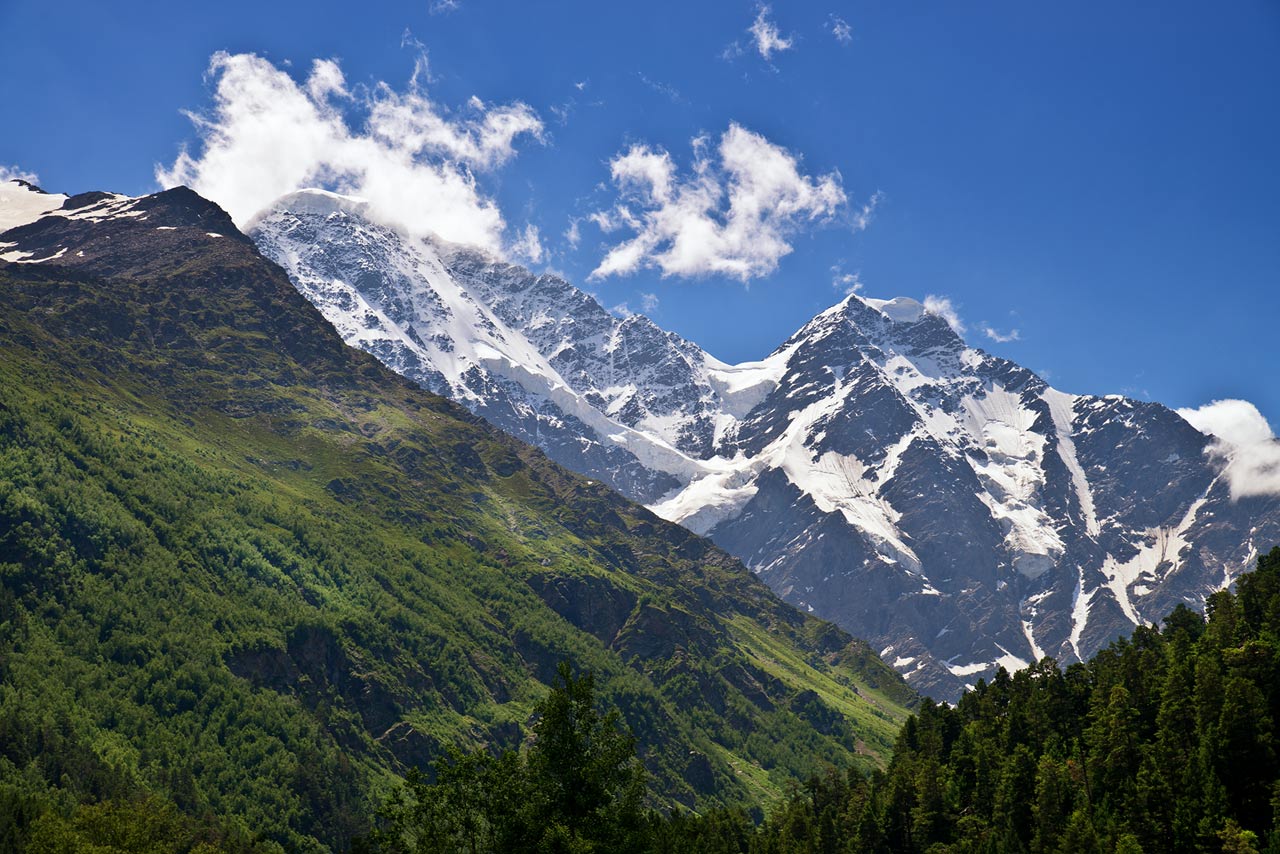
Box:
[1178,399,1280,499]
[589,123,845,282]
[923,295,965,334]
[157,52,542,254]
[0,164,40,186]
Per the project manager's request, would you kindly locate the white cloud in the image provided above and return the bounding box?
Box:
[1177,399,1280,498]
[749,6,794,60]
[549,103,572,125]
[157,52,542,254]
[640,292,659,313]
[0,165,39,185]
[830,15,853,45]
[564,218,582,249]
[590,123,845,282]
[851,190,882,232]
[637,72,685,104]
[401,28,426,51]
[611,302,633,318]
[429,0,461,13]
[923,295,965,334]
[830,263,863,295]
[511,224,544,264]
[305,57,347,102]
[834,272,862,295]
[366,85,542,171]
[982,325,1020,343]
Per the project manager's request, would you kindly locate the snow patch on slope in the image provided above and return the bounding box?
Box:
[864,296,925,324]
[964,384,1062,577]
[1044,389,1100,537]
[1069,567,1092,660]
[1100,480,1216,626]
[0,181,67,232]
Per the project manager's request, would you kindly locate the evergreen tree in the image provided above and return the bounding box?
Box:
[525,662,646,851]
[367,661,645,854]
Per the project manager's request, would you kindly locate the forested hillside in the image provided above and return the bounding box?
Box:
[360,548,1280,853]
[0,189,913,852]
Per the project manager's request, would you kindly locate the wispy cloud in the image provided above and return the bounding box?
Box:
[564,217,582,249]
[637,72,685,104]
[981,325,1020,343]
[923,295,965,334]
[723,5,794,64]
[589,123,845,282]
[429,0,461,14]
[511,223,544,264]
[1178,399,1280,498]
[0,164,39,185]
[749,5,794,60]
[549,77,597,126]
[400,28,426,51]
[640,292,660,313]
[829,15,849,44]
[720,42,745,62]
[851,190,882,232]
[829,15,853,45]
[549,103,572,125]
[830,264,863,295]
[157,52,543,254]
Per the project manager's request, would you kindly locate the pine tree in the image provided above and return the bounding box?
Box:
[526,661,646,851]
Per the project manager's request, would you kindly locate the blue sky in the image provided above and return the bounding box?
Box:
[2,0,1278,426]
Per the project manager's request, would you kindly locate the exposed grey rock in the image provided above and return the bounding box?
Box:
[247,190,1280,700]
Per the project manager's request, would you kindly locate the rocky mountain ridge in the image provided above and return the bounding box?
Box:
[8,180,1271,698]
[235,187,1280,698]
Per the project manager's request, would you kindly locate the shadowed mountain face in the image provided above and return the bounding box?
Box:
[0,181,914,850]
[246,188,1280,699]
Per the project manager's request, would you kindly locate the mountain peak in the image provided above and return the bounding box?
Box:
[249,186,1276,700]
[861,295,926,324]
[11,177,48,193]
[248,187,369,225]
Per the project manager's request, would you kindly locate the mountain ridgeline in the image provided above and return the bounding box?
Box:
[247,189,1280,700]
[0,183,914,851]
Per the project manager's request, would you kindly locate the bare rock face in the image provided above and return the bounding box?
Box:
[248,190,1280,700]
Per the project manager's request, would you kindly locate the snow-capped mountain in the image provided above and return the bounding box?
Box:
[248,189,755,504]
[247,188,1280,698]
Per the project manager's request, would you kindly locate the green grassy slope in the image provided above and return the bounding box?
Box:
[0,188,914,851]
